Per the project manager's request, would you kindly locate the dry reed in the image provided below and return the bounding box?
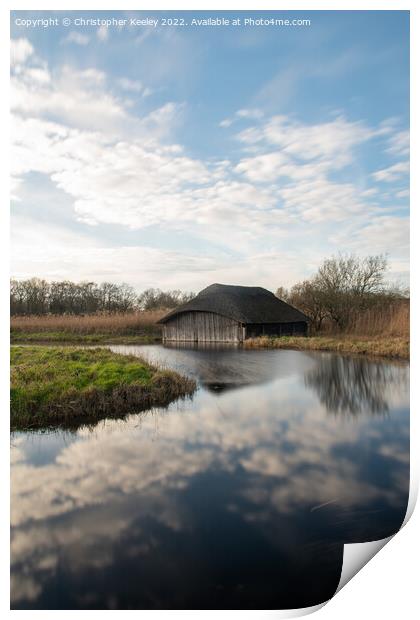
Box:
[11,311,166,336]
[344,302,409,337]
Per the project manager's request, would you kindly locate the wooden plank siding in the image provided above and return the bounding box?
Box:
[162,312,308,343]
[162,311,243,343]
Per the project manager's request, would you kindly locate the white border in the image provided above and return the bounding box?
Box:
[2,2,418,619]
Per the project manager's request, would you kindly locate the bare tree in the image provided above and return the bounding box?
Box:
[275,286,289,302]
[288,278,329,332]
[10,278,194,315]
[10,279,27,315]
[315,254,388,328]
[281,254,393,331]
[114,283,138,313]
[16,278,50,315]
[138,288,194,311]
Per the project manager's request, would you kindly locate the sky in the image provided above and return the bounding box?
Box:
[10,10,410,293]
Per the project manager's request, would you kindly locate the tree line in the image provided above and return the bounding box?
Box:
[276,254,408,331]
[11,254,408,330]
[10,279,194,316]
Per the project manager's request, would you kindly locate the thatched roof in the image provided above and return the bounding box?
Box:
[158,284,309,325]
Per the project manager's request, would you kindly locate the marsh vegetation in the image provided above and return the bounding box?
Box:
[10,346,196,430]
[10,254,409,357]
[244,334,409,359]
[10,311,164,344]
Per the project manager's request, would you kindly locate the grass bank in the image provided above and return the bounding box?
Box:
[10,311,164,345]
[11,346,196,431]
[243,335,409,360]
[10,331,160,344]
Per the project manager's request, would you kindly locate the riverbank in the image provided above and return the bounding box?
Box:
[10,311,163,345]
[10,309,409,361]
[243,335,409,359]
[11,333,409,360]
[11,346,196,431]
[11,331,160,345]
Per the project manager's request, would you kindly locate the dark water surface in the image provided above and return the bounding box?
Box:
[11,346,409,610]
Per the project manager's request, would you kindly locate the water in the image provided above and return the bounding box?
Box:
[10,345,409,610]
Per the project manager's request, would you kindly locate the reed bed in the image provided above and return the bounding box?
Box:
[244,336,409,359]
[10,311,166,343]
[344,302,409,337]
[10,302,410,358]
[11,310,165,334]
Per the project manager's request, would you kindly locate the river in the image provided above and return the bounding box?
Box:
[10,345,409,610]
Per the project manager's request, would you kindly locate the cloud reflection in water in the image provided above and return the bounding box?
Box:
[11,348,409,609]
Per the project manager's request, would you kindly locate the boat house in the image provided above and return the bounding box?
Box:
[158,283,309,343]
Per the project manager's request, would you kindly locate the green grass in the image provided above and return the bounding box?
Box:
[243,335,409,359]
[10,331,160,344]
[11,346,196,430]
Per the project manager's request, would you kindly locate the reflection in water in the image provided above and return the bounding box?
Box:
[304,355,408,416]
[11,348,409,610]
[114,343,315,393]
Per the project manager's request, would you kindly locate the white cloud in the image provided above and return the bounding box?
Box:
[219,108,263,128]
[387,130,409,156]
[235,152,288,182]
[118,77,145,93]
[11,68,127,134]
[355,216,409,255]
[10,215,220,285]
[233,116,384,225]
[10,38,34,66]
[11,63,169,138]
[360,188,378,198]
[97,25,109,41]
[372,161,409,183]
[10,214,316,290]
[24,67,51,84]
[330,215,409,277]
[279,178,368,223]
[11,114,209,224]
[237,115,374,169]
[236,108,264,119]
[62,31,90,46]
[10,40,409,287]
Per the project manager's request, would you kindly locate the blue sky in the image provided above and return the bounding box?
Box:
[11,10,409,291]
